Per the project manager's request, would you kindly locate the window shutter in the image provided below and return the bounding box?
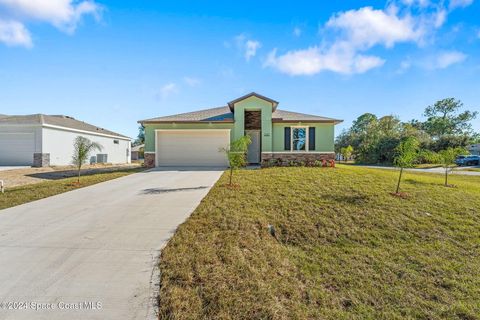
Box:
[309,127,315,151]
[284,127,291,150]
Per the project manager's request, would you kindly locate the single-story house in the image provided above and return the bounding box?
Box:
[138,92,342,167]
[131,144,145,160]
[0,114,131,167]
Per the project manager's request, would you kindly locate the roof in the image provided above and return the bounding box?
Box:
[140,106,234,123]
[132,144,144,151]
[139,106,342,124]
[227,92,279,112]
[0,114,130,139]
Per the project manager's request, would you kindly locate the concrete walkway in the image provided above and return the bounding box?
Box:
[0,168,224,320]
[358,165,480,176]
[0,166,30,171]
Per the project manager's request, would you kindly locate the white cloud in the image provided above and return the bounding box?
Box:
[245,40,261,61]
[234,34,261,61]
[354,55,386,73]
[293,27,302,37]
[449,0,474,9]
[433,9,447,28]
[325,6,423,49]
[266,6,420,75]
[158,83,178,99]
[434,51,467,69]
[0,19,31,47]
[264,43,385,75]
[0,0,101,47]
[401,0,431,7]
[183,76,201,87]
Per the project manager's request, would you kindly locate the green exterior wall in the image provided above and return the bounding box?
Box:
[144,123,234,152]
[143,96,335,154]
[232,96,273,152]
[272,122,335,152]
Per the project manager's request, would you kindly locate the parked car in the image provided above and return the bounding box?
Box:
[455,155,480,166]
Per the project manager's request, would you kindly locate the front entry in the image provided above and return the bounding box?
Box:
[246,130,260,164]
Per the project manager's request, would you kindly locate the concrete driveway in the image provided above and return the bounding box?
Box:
[0,168,224,320]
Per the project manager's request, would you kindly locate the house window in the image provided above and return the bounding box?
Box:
[291,127,308,151]
[113,139,119,144]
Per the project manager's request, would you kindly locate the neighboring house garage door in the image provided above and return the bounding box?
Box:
[0,133,35,166]
[156,130,229,166]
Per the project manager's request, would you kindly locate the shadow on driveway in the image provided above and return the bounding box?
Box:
[141,186,209,194]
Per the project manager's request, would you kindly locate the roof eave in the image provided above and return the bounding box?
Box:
[139,120,235,124]
[272,119,343,124]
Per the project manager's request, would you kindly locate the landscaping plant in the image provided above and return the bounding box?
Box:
[220,135,251,186]
[438,147,467,187]
[340,145,354,162]
[72,136,103,183]
[393,137,419,194]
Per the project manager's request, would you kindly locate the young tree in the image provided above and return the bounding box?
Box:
[438,147,467,187]
[393,137,419,194]
[340,145,354,162]
[72,136,103,183]
[220,136,251,186]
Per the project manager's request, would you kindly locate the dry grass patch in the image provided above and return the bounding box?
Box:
[0,167,144,210]
[159,165,480,319]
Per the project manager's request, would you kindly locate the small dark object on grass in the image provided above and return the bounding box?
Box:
[267,224,277,239]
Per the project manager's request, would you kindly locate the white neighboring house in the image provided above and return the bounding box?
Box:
[0,114,131,167]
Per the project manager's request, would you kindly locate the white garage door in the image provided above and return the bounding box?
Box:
[0,133,35,166]
[156,130,230,166]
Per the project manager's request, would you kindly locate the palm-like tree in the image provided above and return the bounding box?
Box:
[72,136,103,183]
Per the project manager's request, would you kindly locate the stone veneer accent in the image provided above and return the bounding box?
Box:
[144,152,156,168]
[33,153,50,167]
[261,152,334,166]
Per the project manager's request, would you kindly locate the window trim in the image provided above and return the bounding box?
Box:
[290,126,309,152]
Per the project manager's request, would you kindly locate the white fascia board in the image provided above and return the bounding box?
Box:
[42,124,132,141]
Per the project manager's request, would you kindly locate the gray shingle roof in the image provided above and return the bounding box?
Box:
[139,106,342,124]
[0,114,130,139]
[139,106,234,123]
[271,109,341,123]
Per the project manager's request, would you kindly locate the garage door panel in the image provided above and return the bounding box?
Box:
[0,133,35,166]
[156,130,229,166]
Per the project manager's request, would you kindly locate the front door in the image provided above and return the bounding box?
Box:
[246,130,260,164]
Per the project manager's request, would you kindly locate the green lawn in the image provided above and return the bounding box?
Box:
[414,163,444,169]
[159,165,480,319]
[0,168,144,210]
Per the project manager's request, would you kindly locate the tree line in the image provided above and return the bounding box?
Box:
[336,98,479,164]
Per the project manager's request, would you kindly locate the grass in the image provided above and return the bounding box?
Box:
[0,167,144,210]
[159,165,480,319]
[414,163,444,169]
[462,167,480,172]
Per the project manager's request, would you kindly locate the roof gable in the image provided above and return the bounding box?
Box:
[227,92,279,112]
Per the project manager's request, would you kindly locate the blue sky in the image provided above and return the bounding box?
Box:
[0,0,479,139]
